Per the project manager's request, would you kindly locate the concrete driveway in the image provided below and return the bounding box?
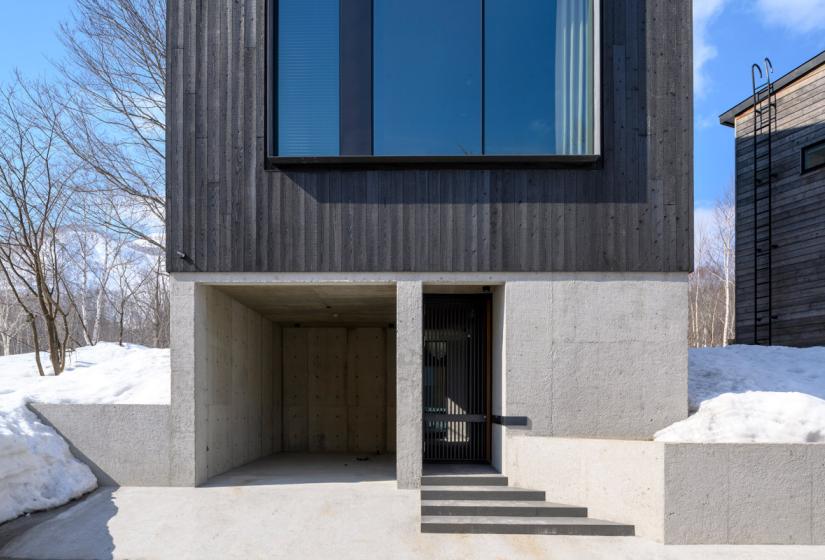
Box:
[1,454,822,560]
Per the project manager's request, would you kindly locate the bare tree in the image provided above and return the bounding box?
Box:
[49,0,165,250]
[688,187,736,348]
[0,84,74,375]
[109,251,152,347]
[0,289,26,355]
[707,187,736,346]
[61,204,127,346]
[140,253,169,347]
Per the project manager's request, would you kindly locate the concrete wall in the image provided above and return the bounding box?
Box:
[30,403,171,486]
[203,286,277,479]
[502,274,688,439]
[505,433,825,544]
[171,279,279,485]
[505,434,666,540]
[172,272,686,487]
[170,278,203,485]
[396,281,422,489]
[281,326,393,453]
[664,443,825,544]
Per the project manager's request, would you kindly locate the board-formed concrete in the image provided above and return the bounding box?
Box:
[172,272,687,487]
[29,403,171,486]
[202,287,277,479]
[664,443,825,544]
[169,277,203,486]
[170,279,279,485]
[505,434,825,545]
[396,281,422,489]
[505,434,666,540]
[502,274,688,439]
[281,326,393,453]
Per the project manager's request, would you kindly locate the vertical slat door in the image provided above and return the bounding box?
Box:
[422,295,490,462]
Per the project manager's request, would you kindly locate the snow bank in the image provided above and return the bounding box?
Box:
[655,345,825,444]
[0,343,170,406]
[0,398,98,524]
[0,343,170,524]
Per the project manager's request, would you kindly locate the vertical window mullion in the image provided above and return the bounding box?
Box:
[339,0,373,155]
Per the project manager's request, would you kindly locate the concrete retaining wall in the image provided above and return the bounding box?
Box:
[505,433,825,544]
[664,443,825,544]
[30,403,171,486]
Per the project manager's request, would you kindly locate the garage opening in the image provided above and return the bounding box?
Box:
[198,284,396,482]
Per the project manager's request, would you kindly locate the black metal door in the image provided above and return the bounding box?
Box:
[423,295,491,462]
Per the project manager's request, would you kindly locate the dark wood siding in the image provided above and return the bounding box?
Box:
[166,0,693,273]
[733,62,825,347]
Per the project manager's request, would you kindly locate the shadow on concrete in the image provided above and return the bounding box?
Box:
[26,404,119,487]
[0,487,117,560]
[202,452,397,488]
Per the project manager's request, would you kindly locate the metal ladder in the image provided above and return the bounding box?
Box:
[750,58,776,345]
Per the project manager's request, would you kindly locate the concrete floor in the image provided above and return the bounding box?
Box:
[1,453,823,560]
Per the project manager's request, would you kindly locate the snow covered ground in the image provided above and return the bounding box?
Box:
[0,343,170,524]
[655,345,825,444]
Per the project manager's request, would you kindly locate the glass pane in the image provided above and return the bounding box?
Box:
[278,0,339,156]
[373,0,481,156]
[484,0,556,155]
[803,142,825,172]
[484,0,593,156]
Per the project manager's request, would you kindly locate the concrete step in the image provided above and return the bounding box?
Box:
[420,474,508,487]
[420,486,545,501]
[421,500,587,517]
[420,515,635,536]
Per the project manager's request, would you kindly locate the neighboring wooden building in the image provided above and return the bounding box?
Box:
[720,51,825,347]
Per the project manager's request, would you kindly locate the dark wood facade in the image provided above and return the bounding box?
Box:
[166,0,693,273]
[721,53,825,347]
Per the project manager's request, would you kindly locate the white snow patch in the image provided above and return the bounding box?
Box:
[655,345,825,444]
[0,343,170,523]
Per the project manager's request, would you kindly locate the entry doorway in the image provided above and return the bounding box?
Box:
[422,294,491,463]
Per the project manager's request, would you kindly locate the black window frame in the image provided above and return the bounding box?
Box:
[264,0,602,169]
[801,139,825,175]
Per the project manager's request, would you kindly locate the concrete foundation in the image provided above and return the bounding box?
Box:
[500,275,688,440]
[171,272,686,487]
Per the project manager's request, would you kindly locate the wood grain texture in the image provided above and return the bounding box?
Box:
[166,0,693,273]
[732,62,825,347]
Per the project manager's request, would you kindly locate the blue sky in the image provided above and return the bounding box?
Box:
[0,1,824,213]
[0,1,72,81]
[694,0,825,213]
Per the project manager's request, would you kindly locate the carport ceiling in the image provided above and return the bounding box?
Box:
[215,284,396,325]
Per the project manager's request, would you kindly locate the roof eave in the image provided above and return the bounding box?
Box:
[717,49,825,129]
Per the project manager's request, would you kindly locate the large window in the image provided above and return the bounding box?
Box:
[271,0,597,160]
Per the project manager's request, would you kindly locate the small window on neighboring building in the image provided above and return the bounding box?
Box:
[802,140,825,174]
